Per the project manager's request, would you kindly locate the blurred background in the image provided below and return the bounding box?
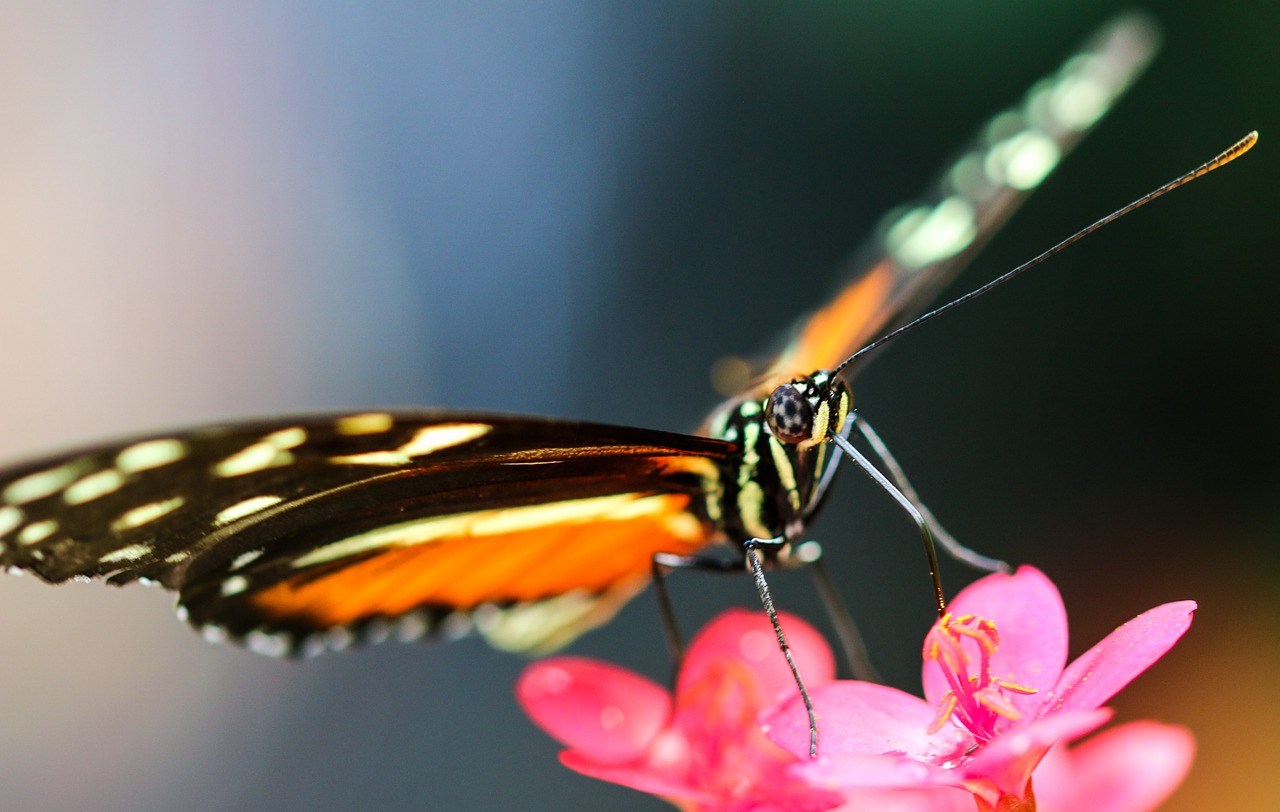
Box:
[0,2,1274,810]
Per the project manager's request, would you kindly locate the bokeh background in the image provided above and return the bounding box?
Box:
[1,2,1274,810]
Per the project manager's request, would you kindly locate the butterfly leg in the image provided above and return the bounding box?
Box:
[653,545,822,756]
[655,543,826,756]
[650,555,686,669]
[744,537,818,758]
[854,416,1012,575]
[651,550,742,676]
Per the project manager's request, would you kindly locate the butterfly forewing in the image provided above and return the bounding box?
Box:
[770,15,1157,376]
[0,412,729,653]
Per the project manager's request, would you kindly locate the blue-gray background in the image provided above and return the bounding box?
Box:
[0,3,1274,810]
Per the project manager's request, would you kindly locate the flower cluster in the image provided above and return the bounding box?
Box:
[517,567,1195,811]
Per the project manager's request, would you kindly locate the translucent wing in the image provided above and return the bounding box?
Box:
[0,412,728,654]
[768,15,1158,377]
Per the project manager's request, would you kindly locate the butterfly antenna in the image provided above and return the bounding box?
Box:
[833,131,1258,377]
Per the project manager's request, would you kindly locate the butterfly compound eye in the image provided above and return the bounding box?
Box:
[765,385,814,444]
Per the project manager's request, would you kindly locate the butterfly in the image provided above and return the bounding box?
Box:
[0,17,1169,660]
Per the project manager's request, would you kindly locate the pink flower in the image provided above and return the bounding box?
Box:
[517,608,844,811]
[517,567,1195,811]
[766,567,1196,811]
[1033,721,1195,812]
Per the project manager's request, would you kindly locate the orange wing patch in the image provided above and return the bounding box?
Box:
[770,261,895,375]
[249,492,711,637]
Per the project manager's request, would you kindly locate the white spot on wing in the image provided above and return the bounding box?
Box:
[63,469,126,505]
[398,423,491,457]
[231,548,265,571]
[214,442,294,478]
[220,575,250,596]
[0,506,23,538]
[214,495,283,526]
[438,612,472,641]
[335,412,394,435]
[326,627,354,652]
[885,196,978,270]
[109,496,184,533]
[116,439,187,474]
[984,130,1060,191]
[18,519,58,546]
[328,450,410,466]
[202,625,228,645]
[99,542,154,564]
[472,603,500,629]
[246,630,290,657]
[1051,72,1109,130]
[263,427,307,449]
[3,461,88,505]
[300,635,327,659]
[328,423,492,466]
[395,610,430,642]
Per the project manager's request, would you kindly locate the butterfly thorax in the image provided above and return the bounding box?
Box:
[703,371,851,551]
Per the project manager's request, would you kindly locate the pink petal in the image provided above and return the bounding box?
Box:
[923,567,1067,719]
[559,743,712,805]
[1042,601,1196,717]
[790,751,956,791]
[516,657,671,763]
[1033,722,1195,812]
[960,708,1112,802]
[764,682,964,763]
[832,787,974,812]
[565,690,847,812]
[679,608,836,706]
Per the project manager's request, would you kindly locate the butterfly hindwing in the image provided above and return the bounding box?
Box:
[0,412,729,653]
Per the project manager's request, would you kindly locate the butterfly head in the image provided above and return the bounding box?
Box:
[763,371,850,451]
